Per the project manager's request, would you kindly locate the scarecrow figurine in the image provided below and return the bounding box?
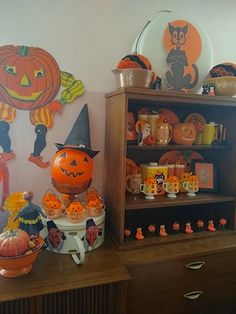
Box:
[50,104,99,208]
[14,191,47,235]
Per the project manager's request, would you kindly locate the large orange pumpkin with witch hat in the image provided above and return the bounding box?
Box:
[0,45,61,110]
[51,148,94,194]
[51,104,99,195]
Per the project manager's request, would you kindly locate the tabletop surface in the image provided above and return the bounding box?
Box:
[0,240,131,302]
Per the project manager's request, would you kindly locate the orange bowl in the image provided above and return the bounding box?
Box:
[0,237,44,278]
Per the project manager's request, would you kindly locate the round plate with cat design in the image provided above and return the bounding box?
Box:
[132,11,213,93]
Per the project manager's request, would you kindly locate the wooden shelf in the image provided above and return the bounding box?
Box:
[127,144,231,151]
[125,193,235,210]
[106,87,236,107]
[122,230,236,250]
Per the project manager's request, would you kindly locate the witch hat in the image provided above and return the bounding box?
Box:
[47,220,58,230]
[55,104,99,158]
[86,218,96,229]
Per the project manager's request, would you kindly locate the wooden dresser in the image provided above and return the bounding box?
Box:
[0,240,131,314]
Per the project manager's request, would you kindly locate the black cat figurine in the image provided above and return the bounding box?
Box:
[165,23,199,92]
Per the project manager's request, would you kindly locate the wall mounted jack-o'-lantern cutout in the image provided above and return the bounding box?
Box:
[0,44,85,168]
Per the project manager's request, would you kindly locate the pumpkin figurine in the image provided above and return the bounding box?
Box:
[0,45,85,168]
[0,228,44,277]
[51,104,99,206]
[66,201,86,223]
[42,190,63,219]
[0,229,30,257]
[85,188,105,217]
[172,123,196,145]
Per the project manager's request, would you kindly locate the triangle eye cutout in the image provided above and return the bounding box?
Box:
[60,152,67,158]
[71,159,77,166]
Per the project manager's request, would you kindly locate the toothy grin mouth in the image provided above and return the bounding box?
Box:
[61,167,83,177]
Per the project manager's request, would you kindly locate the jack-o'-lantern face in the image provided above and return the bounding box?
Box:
[0,45,61,110]
[51,148,93,194]
[172,123,196,145]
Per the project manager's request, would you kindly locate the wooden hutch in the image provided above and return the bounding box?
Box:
[104,87,236,314]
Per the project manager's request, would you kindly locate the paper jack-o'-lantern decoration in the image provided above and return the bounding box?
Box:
[51,104,99,206]
[0,45,84,168]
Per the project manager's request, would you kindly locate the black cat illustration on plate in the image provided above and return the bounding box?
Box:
[165,23,199,92]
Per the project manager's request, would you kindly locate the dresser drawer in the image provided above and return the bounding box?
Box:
[146,280,236,314]
[127,249,236,314]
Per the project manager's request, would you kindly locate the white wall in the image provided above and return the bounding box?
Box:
[0,0,235,205]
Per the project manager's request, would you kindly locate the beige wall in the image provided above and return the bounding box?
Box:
[0,0,235,204]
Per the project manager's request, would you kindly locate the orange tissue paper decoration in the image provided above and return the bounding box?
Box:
[117,53,152,70]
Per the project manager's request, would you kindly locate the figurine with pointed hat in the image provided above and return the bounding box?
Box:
[50,104,99,207]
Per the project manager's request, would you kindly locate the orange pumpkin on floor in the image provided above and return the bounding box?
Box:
[51,148,93,195]
[172,123,196,145]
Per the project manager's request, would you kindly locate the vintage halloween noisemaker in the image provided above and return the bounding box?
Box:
[50,104,99,206]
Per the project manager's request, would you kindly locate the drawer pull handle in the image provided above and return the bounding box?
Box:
[185,261,205,270]
[184,291,203,300]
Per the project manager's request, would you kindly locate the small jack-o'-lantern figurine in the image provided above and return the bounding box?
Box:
[85,188,105,217]
[196,219,204,232]
[51,104,99,207]
[66,201,86,223]
[42,190,62,219]
[172,221,180,234]
[172,123,196,145]
[219,217,227,230]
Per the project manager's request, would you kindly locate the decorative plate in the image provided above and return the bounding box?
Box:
[207,63,236,78]
[184,113,207,132]
[131,11,213,92]
[159,108,180,125]
[126,158,138,175]
[159,150,203,172]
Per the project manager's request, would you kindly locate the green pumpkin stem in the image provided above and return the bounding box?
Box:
[18,46,30,56]
[8,229,16,236]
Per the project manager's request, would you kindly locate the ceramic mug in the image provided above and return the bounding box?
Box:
[182,181,199,197]
[203,123,216,145]
[163,181,179,198]
[156,123,172,145]
[140,179,158,199]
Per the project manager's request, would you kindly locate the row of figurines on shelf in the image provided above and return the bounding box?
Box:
[126,163,200,199]
[41,187,105,223]
[127,109,226,146]
[124,218,227,240]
